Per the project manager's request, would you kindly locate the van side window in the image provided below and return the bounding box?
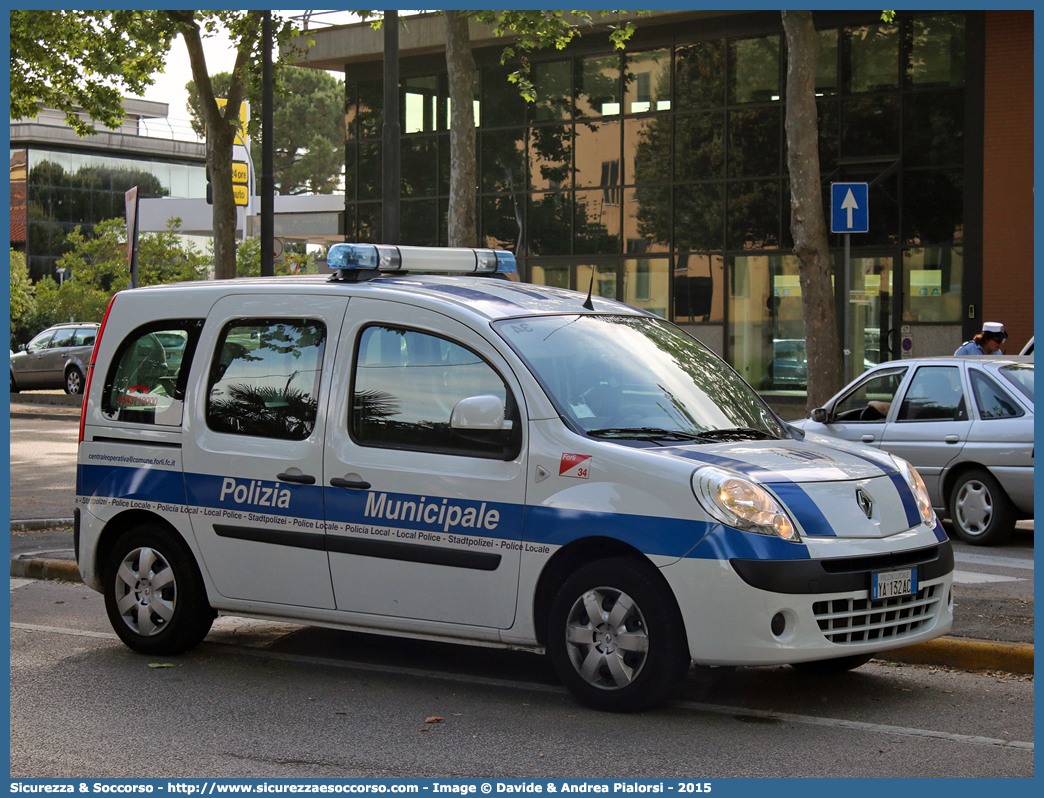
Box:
[101,320,204,426]
[350,325,515,458]
[206,319,326,440]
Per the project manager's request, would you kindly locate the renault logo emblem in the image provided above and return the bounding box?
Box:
[856,488,874,519]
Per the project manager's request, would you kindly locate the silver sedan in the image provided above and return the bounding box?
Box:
[792,356,1033,545]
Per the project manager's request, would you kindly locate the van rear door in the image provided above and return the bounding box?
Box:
[182,295,348,609]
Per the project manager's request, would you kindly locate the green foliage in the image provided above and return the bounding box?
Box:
[9,250,37,344]
[354,10,643,104]
[10,11,176,136]
[236,237,316,277]
[186,67,344,195]
[18,218,210,342]
[881,11,897,23]
[475,11,643,102]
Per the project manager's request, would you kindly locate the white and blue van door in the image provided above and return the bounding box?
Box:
[181,294,350,609]
[323,298,527,629]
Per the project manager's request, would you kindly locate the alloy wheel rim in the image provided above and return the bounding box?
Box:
[114,546,177,636]
[564,586,650,690]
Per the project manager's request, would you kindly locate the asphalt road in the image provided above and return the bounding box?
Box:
[9,578,1034,779]
[8,403,1034,644]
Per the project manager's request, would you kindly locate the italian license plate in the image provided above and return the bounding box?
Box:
[872,568,917,600]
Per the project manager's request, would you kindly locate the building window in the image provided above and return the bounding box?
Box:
[728,35,781,104]
[844,23,900,93]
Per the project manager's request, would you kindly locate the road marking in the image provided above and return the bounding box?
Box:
[954,553,1034,571]
[11,622,117,641]
[9,620,1033,751]
[672,700,1033,750]
[952,570,1025,585]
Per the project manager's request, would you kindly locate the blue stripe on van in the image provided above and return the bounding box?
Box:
[768,483,837,537]
[889,473,924,530]
[77,463,187,506]
[79,464,814,561]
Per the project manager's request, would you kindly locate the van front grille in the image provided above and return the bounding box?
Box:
[812,584,941,645]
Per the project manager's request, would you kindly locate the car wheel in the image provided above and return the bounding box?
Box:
[948,469,1016,546]
[64,367,84,395]
[103,523,215,655]
[548,557,690,712]
[791,652,875,673]
[10,371,18,393]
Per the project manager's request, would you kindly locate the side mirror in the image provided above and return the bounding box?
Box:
[811,407,828,424]
[18,344,26,352]
[451,395,512,432]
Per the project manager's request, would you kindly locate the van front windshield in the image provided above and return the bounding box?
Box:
[494,314,783,441]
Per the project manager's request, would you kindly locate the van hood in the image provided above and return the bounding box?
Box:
[650,433,898,484]
[646,435,929,539]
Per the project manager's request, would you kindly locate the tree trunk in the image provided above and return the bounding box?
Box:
[445,11,478,247]
[782,11,843,413]
[171,11,258,279]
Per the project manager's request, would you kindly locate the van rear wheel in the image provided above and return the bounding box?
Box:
[548,557,690,712]
[103,523,214,655]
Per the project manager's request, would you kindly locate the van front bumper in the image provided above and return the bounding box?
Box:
[662,540,954,666]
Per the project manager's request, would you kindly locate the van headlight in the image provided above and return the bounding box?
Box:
[691,466,800,541]
[890,455,936,527]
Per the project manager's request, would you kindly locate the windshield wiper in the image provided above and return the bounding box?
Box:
[586,427,704,441]
[690,426,777,442]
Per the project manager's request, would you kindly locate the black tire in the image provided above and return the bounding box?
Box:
[791,652,874,673]
[10,370,18,393]
[948,468,1016,546]
[548,557,690,712]
[64,366,84,395]
[103,523,215,655]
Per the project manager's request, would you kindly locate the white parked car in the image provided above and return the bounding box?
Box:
[793,356,1034,545]
[75,244,953,711]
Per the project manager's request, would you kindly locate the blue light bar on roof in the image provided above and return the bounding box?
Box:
[328,243,516,275]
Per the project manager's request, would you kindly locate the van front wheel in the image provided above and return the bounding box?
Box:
[103,524,214,655]
[548,558,690,712]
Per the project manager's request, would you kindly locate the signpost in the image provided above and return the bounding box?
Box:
[232,160,249,207]
[831,183,869,380]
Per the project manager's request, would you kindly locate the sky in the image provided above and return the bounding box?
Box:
[135,11,369,138]
[135,10,415,136]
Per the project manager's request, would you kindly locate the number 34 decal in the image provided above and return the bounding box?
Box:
[560,453,591,479]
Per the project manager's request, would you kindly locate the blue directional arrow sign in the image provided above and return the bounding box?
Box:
[831,182,869,233]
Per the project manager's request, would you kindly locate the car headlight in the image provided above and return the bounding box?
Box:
[691,466,800,541]
[890,455,936,527]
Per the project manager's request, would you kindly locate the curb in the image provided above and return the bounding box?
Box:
[11,557,82,582]
[8,556,1034,675]
[11,519,75,532]
[882,636,1034,674]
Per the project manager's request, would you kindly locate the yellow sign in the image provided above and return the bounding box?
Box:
[232,184,249,207]
[232,161,249,184]
[215,99,249,146]
[773,274,802,298]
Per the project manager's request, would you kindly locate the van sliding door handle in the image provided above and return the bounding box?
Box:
[277,472,316,484]
[330,477,372,490]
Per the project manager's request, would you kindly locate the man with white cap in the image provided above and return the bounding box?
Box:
[955,322,1007,355]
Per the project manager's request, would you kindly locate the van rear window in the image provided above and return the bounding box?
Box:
[101,320,203,426]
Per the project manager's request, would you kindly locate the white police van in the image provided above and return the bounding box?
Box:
[75,243,953,712]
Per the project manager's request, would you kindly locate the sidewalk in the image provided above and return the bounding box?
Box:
[10,517,1033,675]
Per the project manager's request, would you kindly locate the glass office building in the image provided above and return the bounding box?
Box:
[330,9,1026,395]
